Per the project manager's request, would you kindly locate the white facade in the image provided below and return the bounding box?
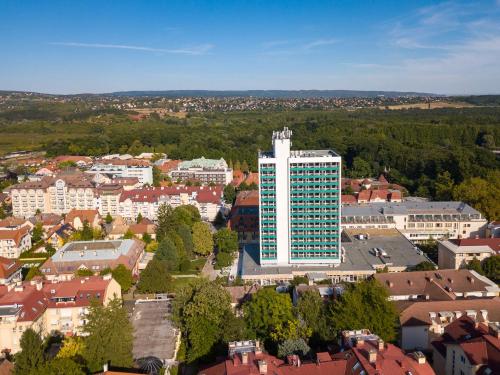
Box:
[258,128,342,266]
[86,164,153,185]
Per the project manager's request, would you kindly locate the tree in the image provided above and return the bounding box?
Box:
[80,220,93,241]
[25,267,43,281]
[105,212,113,224]
[453,172,500,221]
[328,279,398,342]
[269,319,312,343]
[14,328,45,375]
[32,222,44,243]
[136,212,143,223]
[482,255,500,282]
[214,228,238,255]
[57,336,85,362]
[142,232,152,244]
[82,298,134,373]
[234,160,241,171]
[0,205,6,219]
[177,223,194,257]
[182,282,233,361]
[137,258,172,293]
[434,171,454,200]
[467,257,484,275]
[122,229,135,239]
[38,358,84,375]
[152,166,162,187]
[223,184,236,204]
[192,222,213,255]
[111,264,133,292]
[241,160,250,174]
[156,203,174,242]
[277,338,311,359]
[156,237,180,271]
[412,261,436,271]
[296,290,331,342]
[351,157,371,178]
[244,288,294,340]
[216,251,232,268]
[75,268,94,277]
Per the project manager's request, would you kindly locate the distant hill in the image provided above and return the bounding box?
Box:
[107,89,441,98]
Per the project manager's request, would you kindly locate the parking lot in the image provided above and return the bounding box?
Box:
[131,299,179,363]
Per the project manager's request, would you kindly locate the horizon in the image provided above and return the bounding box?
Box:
[1,0,500,95]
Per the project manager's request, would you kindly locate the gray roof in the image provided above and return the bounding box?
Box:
[342,201,482,217]
[52,239,136,262]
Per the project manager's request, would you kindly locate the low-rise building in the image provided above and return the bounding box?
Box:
[40,239,144,280]
[431,316,500,375]
[374,269,500,301]
[0,257,22,286]
[64,209,101,230]
[171,157,233,185]
[342,201,488,243]
[86,160,153,186]
[398,297,500,351]
[228,190,259,245]
[438,238,500,269]
[0,275,120,354]
[0,226,31,258]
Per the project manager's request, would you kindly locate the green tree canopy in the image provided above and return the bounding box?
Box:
[243,288,294,340]
[82,298,133,373]
[467,257,485,275]
[14,328,45,375]
[223,184,236,204]
[296,290,331,342]
[483,255,500,282]
[111,264,133,292]
[192,222,213,255]
[327,279,398,342]
[214,228,238,255]
[31,222,44,243]
[38,358,84,375]
[137,258,171,293]
[412,261,436,271]
[105,212,113,224]
[156,237,180,271]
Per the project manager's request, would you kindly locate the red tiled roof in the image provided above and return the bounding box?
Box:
[234,190,259,207]
[65,209,100,227]
[119,186,223,203]
[450,238,500,252]
[0,285,48,322]
[0,257,22,280]
[0,226,30,247]
[0,217,27,228]
[341,195,357,204]
[158,160,181,174]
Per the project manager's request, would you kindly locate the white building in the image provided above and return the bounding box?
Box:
[86,163,153,186]
[0,226,32,258]
[258,127,342,266]
[170,157,233,185]
[341,201,487,242]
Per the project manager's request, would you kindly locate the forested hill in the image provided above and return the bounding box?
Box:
[108,90,440,98]
[0,107,498,219]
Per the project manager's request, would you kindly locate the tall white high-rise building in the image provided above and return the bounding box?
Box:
[258,127,342,266]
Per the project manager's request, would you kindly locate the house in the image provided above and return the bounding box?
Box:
[128,218,156,240]
[431,316,500,375]
[64,209,101,230]
[0,275,120,354]
[0,226,32,258]
[29,213,63,232]
[438,238,500,269]
[397,297,500,351]
[0,257,22,285]
[0,217,32,230]
[228,190,259,244]
[333,329,435,375]
[40,239,145,280]
[225,284,260,311]
[52,155,93,167]
[292,284,336,306]
[374,269,500,301]
[0,359,13,375]
[46,223,75,248]
[106,216,129,240]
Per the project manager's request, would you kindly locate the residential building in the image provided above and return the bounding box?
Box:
[292,284,337,305]
[342,201,488,242]
[0,226,31,258]
[171,157,233,185]
[86,161,153,186]
[228,190,259,244]
[342,174,406,193]
[9,172,97,218]
[438,238,500,269]
[224,285,260,312]
[64,209,101,230]
[374,269,500,301]
[0,275,120,354]
[334,329,435,375]
[431,316,500,375]
[96,184,123,217]
[46,223,75,249]
[258,127,342,266]
[52,155,93,167]
[398,297,500,351]
[40,239,144,280]
[0,257,22,285]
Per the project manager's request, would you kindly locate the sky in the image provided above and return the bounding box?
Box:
[1,0,500,95]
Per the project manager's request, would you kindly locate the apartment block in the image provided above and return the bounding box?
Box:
[258,127,341,266]
[0,226,31,258]
[171,157,233,185]
[438,238,499,269]
[86,162,153,185]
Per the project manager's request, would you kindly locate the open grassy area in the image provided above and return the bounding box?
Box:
[168,277,200,292]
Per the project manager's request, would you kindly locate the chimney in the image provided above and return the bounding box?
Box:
[378,339,384,351]
[481,310,488,323]
[241,352,248,365]
[386,281,393,288]
[255,340,262,355]
[258,360,267,374]
[368,349,377,363]
[356,338,365,347]
[103,362,109,372]
[413,351,426,365]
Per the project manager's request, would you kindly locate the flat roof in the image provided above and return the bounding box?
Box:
[52,239,136,262]
[342,201,483,217]
[240,229,430,278]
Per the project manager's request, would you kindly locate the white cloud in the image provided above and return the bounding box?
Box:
[261,38,338,55]
[50,42,213,55]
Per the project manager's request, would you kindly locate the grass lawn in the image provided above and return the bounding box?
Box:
[168,277,200,292]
